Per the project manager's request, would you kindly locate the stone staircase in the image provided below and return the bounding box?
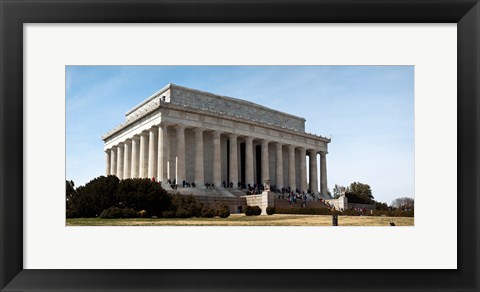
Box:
[225,188,248,197]
[168,186,235,198]
[162,183,173,191]
[217,187,236,197]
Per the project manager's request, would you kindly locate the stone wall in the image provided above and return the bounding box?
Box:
[170,85,305,132]
[325,196,348,211]
[243,191,275,215]
[193,195,247,214]
[348,203,376,210]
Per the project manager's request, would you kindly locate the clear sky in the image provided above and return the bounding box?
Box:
[66,65,414,205]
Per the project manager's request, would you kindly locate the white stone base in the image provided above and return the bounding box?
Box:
[243,191,274,215]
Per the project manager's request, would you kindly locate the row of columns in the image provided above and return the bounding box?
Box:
[105,124,328,195]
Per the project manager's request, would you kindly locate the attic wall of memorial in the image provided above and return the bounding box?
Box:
[169,85,306,132]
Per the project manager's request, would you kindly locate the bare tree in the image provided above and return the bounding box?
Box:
[391,197,414,210]
[333,184,343,199]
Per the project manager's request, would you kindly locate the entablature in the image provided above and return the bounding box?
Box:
[103,102,330,152]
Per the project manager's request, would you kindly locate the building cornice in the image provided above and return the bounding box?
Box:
[102,99,331,144]
[125,83,172,116]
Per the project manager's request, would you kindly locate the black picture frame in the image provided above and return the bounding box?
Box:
[1,1,479,291]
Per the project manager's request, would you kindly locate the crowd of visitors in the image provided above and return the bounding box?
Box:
[156,177,326,209]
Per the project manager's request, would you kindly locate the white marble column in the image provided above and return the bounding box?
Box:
[212,130,221,187]
[309,149,318,194]
[139,133,148,178]
[288,145,295,190]
[229,134,238,188]
[299,147,307,192]
[110,147,117,176]
[176,125,186,186]
[261,140,270,183]
[245,137,254,187]
[123,141,131,179]
[105,150,111,176]
[194,128,205,187]
[116,143,124,179]
[157,124,168,184]
[148,128,157,179]
[320,151,328,197]
[131,137,139,178]
[275,143,283,190]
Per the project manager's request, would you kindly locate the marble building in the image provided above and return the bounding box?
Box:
[102,84,330,197]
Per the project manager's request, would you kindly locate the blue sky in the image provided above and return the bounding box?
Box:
[66,66,414,205]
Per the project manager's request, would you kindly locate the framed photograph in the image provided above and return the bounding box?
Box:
[1,0,479,291]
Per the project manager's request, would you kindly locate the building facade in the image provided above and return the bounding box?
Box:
[102,84,330,196]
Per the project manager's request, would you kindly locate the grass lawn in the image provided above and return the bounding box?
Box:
[67,214,414,226]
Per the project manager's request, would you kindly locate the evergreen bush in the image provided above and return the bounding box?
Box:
[266,206,276,215]
[200,206,216,218]
[162,211,176,218]
[99,207,123,219]
[276,207,332,215]
[215,203,231,218]
[245,205,262,216]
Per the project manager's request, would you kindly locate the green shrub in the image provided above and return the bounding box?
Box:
[69,175,120,218]
[67,176,173,218]
[201,206,216,218]
[244,206,254,216]
[171,194,203,218]
[117,178,172,216]
[341,209,360,216]
[175,207,191,218]
[99,207,123,219]
[121,208,138,218]
[392,209,414,217]
[266,206,275,215]
[276,207,332,215]
[100,207,138,219]
[66,209,80,218]
[162,211,176,218]
[215,203,231,218]
[245,205,262,216]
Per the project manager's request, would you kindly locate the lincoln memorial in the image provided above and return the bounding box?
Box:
[102,84,330,198]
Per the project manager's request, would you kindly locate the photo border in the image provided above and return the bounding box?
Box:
[1,0,479,291]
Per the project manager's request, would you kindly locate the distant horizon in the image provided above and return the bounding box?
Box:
[66,65,414,205]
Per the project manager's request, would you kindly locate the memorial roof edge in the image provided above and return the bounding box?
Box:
[169,83,307,122]
[125,83,172,116]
